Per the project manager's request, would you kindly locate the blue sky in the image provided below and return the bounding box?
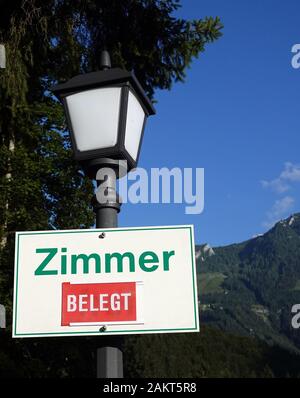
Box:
[119,0,300,247]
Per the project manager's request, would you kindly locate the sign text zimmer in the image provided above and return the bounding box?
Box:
[34,248,175,275]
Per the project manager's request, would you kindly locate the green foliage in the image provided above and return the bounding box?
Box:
[1,325,300,378]
[198,272,226,294]
[124,327,300,378]
[0,0,222,295]
[48,0,223,98]
[199,214,300,352]
[0,0,223,378]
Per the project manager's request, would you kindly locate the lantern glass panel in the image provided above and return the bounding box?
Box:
[124,90,145,161]
[65,87,121,152]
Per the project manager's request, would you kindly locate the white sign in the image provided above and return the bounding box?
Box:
[13,225,199,338]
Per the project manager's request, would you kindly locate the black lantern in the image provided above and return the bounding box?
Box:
[51,52,155,173]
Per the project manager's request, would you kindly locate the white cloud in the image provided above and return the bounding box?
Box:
[261,178,289,193]
[261,162,299,230]
[261,162,300,193]
[262,196,295,229]
[280,162,300,182]
[268,196,294,218]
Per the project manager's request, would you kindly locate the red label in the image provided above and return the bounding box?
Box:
[61,282,137,326]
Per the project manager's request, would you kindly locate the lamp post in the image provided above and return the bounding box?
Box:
[51,51,155,378]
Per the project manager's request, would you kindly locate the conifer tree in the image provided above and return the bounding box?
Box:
[0,0,222,376]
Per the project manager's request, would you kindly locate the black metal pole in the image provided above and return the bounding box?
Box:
[92,162,124,378]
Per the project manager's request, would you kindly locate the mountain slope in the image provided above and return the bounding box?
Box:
[197,213,300,352]
[124,327,300,378]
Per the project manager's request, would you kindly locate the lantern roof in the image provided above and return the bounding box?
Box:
[52,68,155,116]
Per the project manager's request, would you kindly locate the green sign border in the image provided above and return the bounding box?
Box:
[13,225,199,337]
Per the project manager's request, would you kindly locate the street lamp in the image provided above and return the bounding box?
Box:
[52,51,155,175]
[51,51,155,378]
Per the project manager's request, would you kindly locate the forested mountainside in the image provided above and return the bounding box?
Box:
[197,214,300,353]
